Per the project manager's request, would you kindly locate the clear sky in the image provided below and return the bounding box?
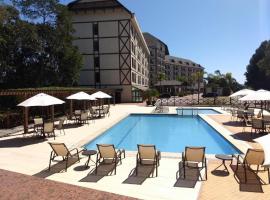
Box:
[7,0,270,83]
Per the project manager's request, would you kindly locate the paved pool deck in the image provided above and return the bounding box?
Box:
[0,105,269,199]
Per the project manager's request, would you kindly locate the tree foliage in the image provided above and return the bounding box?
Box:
[0,3,82,89]
[245,40,270,90]
[205,70,243,96]
[12,0,59,24]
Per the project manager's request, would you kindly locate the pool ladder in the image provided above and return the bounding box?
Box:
[177,107,198,117]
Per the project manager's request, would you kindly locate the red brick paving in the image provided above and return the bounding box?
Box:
[0,169,136,200]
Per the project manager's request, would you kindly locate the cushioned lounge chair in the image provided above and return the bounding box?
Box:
[181,146,207,181]
[95,144,125,175]
[136,144,161,177]
[48,142,80,172]
[235,148,265,183]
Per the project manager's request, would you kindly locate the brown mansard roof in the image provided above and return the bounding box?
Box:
[143,32,170,55]
[68,0,132,15]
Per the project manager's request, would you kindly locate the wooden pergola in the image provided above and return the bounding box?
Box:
[0,87,116,133]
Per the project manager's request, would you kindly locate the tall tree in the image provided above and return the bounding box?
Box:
[245,40,270,90]
[0,5,41,88]
[205,70,242,96]
[192,71,205,103]
[0,4,82,89]
[12,0,59,24]
[157,72,166,94]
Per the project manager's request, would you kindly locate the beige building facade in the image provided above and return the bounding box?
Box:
[164,55,204,94]
[143,33,169,87]
[68,0,150,102]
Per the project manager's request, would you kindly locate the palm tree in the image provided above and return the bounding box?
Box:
[157,72,166,94]
[192,71,205,103]
[176,75,188,95]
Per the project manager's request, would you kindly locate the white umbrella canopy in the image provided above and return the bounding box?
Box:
[18,93,65,107]
[91,91,112,99]
[255,134,270,165]
[66,92,96,100]
[229,89,254,97]
[239,89,270,101]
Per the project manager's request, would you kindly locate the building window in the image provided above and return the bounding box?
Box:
[138,76,141,84]
[93,40,99,52]
[132,72,136,83]
[132,58,136,69]
[94,56,100,68]
[138,65,141,73]
[93,23,98,36]
[132,89,143,102]
[131,43,135,54]
[95,72,100,83]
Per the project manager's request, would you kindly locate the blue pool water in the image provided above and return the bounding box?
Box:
[176,108,221,115]
[85,114,240,154]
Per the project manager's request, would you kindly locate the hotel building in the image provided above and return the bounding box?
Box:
[162,55,204,94]
[68,0,150,103]
[143,33,169,87]
[143,33,204,95]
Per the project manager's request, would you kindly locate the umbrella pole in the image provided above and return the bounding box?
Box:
[99,99,101,117]
[51,105,54,122]
[261,101,264,118]
[70,100,73,117]
[23,107,29,134]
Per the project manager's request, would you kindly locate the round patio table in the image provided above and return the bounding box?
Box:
[82,150,97,169]
[214,154,233,173]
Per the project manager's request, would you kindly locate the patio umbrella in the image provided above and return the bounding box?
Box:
[66,92,96,100]
[239,89,270,117]
[90,91,112,117]
[229,89,254,97]
[239,89,270,101]
[66,92,96,115]
[18,93,65,107]
[17,93,65,134]
[255,134,270,165]
[90,91,112,99]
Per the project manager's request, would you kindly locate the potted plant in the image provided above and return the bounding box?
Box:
[143,89,160,106]
[143,89,152,106]
[151,89,159,106]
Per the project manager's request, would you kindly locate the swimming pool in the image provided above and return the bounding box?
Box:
[85,114,240,154]
[176,108,221,115]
